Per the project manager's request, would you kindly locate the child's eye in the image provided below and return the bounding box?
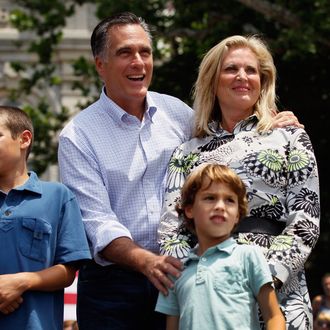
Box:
[204,195,214,200]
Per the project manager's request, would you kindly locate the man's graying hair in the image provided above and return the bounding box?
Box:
[91,12,152,60]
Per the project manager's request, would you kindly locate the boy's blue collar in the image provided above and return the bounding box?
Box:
[186,237,237,263]
[13,171,42,195]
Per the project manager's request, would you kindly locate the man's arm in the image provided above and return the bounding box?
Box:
[257,283,285,330]
[0,264,76,314]
[59,125,183,293]
[59,120,184,293]
[101,237,182,295]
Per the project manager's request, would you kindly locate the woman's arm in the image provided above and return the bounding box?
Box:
[257,283,285,330]
[266,128,320,285]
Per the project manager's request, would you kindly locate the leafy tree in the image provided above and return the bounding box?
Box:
[6,0,330,297]
[7,0,86,173]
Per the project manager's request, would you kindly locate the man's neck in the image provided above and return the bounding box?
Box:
[104,88,147,121]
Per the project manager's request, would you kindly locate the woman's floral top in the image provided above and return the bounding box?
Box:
[158,115,320,329]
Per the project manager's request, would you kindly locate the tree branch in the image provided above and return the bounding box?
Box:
[236,0,300,27]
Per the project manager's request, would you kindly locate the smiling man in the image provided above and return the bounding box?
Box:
[58,12,194,330]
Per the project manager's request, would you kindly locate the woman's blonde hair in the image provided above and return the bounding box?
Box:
[193,35,277,137]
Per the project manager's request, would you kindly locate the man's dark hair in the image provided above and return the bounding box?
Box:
[91,12,152,60]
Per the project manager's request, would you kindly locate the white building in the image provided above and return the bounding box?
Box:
[0,0,97,180]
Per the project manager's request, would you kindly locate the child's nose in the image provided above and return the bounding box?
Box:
[214,199,225,209]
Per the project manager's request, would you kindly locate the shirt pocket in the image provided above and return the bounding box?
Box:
[0,220,14,232]
[19,218,52,262]
[213,265,246,295]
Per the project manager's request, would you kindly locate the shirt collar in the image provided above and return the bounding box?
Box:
[208,114,258,136]
[185,237,237,263]
[100,87,128,123]
[13,171,42,195]
[145,93,157,121]
[100,87,157,123]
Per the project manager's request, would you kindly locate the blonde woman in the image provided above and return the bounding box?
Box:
[158,35,320,330]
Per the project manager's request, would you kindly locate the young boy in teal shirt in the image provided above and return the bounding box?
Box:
[156,163,285,329]
[0,106,91,329]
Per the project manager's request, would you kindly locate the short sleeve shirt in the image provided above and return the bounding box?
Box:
[156,238,272,330]
[0,172,91,330]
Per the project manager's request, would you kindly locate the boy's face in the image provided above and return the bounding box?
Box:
[0,121,24,175]
[185,180,240,252]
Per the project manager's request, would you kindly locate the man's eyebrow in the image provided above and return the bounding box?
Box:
[115,45,152,55]
[141,45,152,51]
[115,46,131,55]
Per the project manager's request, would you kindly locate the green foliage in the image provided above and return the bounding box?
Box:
[23,101,69,174]
[71,56,102,108]
[10,0,77,64]
[8,0,87,174]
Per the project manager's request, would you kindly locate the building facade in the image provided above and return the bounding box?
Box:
[0,0,97,180]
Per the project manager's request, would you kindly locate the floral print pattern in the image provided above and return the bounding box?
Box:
[166,152,200,193]
[158,115,320,330]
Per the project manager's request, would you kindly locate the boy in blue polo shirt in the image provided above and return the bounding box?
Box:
[156,163,285,329]
[0,106,91,329]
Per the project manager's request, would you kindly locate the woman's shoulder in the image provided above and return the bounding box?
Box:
[273,125,307,137]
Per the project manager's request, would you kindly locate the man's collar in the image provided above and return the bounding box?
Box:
[144,93,157,121]
[100,88,157,122]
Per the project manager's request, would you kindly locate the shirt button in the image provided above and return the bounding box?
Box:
[4,210,11,216]
[201,257,207,262]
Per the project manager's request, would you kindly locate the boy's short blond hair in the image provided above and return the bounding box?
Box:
[176,163,248,233]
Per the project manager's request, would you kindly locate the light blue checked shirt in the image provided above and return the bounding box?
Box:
[58,88,194,265]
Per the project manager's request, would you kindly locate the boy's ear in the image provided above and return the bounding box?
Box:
[184,205,194,220]
[19,130,32,150]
